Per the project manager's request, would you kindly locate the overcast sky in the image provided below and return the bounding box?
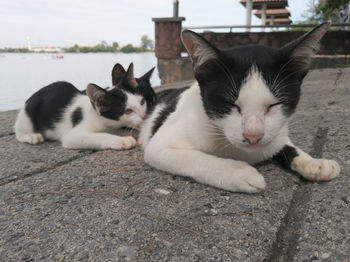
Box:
[0,0,308,48]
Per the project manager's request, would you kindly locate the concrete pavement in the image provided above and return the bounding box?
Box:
[0,67,349,261]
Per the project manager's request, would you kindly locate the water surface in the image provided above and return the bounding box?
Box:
[0,53,159,111]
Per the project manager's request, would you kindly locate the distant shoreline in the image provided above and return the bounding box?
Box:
[0,51,155,54]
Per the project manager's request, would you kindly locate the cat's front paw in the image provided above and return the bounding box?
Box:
[236,167,266,193]
[110,136,137,150]
[220,164,266,193]
[292,158,340,182]
[18,133,44,145]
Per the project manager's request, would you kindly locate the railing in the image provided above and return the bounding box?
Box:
[183,23,350,32]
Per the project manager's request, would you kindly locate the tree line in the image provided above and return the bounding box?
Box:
[0,35,154,53]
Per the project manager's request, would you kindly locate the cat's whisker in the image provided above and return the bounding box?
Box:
[272,66,308,94]
[212,59,238,97]
[271,55,302,91]
[271,57,296,93]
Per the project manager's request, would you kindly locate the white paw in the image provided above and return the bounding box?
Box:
[219,165,266,193]
[293,158,340,182]
[18,133,44,145]
[236,167,266,193]
[110,136,137,150]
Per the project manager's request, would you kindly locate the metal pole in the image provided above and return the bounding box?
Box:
[246,0,252,32]
[347,3,350,30]
[261,3,267,32]
[173,0,179,17]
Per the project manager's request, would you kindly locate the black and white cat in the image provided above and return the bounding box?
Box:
[15,63,156,150]
[139,23,340,193]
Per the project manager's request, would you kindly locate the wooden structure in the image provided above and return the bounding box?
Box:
[266,18,292,25]
[255,8,292,26]
[240,0,289,30]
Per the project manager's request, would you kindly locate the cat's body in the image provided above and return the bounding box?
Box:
[139,23,340,193]
[15,63,155,150]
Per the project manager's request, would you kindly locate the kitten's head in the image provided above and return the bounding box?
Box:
[111,62,157,110]
[86,62,156,129]
[181,23,329,151]
[86,83,146,129]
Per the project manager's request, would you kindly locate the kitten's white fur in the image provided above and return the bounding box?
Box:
[139,69,340,193]
[15,93,145,150]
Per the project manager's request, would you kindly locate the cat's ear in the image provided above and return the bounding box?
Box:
[86,83,115,115]
[111,63,126,86]
[123,63,138,88]
[181,29,221,79]
[140,66,155,81]
[281,22,330,71]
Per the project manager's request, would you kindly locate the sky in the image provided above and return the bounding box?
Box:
[0,0,308,48]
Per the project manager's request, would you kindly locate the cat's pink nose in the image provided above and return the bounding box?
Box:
[243,132,264,145]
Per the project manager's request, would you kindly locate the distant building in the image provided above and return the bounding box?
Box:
[31,47,63,53]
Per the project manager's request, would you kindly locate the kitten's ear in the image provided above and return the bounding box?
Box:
[140,66,155,81]
[123,63,138,88]
[86,83,114,115]
[181,29,220,78]
[281,22,330,71]
[111,63,126,86]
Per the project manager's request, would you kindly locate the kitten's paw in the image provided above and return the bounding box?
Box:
[110,136,137,150]
[293,158,340,182]
[17,133,44,145]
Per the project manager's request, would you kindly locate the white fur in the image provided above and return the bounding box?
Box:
[138,103,165,146]
[140,68,340,193]
[15,92,146,150]
[14,109,44,144]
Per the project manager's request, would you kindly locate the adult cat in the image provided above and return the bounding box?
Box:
[139,23,340,193]
[15,63,155,150]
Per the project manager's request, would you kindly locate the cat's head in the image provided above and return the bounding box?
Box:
[111,62,157,110]
[181,23,329,151]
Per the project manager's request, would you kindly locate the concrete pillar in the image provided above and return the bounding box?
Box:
[152,17,191,84]
[152,17,185,59]
[261,3,267,32]
[245,0,253,32]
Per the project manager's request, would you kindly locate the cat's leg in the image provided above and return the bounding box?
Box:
[144,143,266,193]
[273,142,340,181]
[14,109,44,145]
[61,130,136,150]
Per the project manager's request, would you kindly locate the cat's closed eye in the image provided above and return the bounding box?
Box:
[233,104,241,113]
[140,98,145,105]
[225,100,241,114]
[125,108,134,115]
[266,102,282,113]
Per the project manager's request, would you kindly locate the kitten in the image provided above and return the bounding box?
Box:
[139,23,340,193]
[15,63,155,150]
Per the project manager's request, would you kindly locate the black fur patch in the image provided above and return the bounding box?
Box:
[71,107,83,127]
[116,77,157,111]
[151,87,188,136]
[25,81,81,132]
[273,145,299,168]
